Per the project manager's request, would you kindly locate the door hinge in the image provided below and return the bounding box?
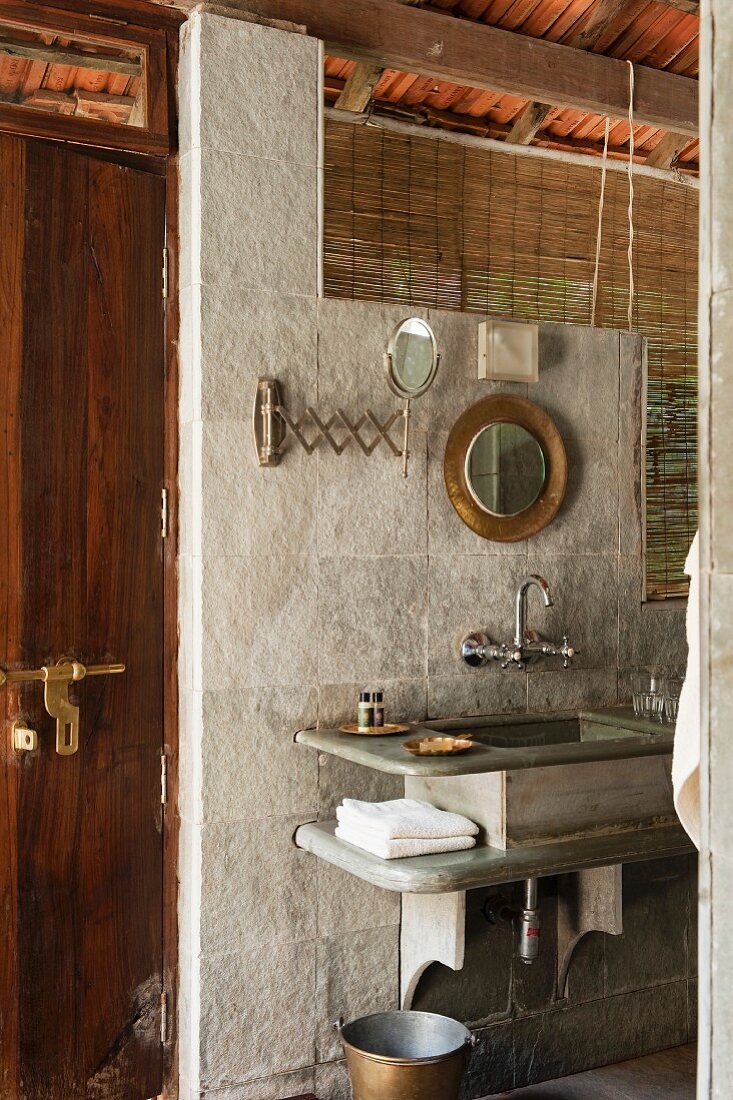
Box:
[161,753,168,805]
[160,992,168,1044]
[160,488,169,539]
[162,247,169,299]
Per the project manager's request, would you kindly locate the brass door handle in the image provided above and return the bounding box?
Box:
[0,660,125,755]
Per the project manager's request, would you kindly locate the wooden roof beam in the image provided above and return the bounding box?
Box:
[506,0,635,146]
[658,0,698,12]
[243,0,698,136]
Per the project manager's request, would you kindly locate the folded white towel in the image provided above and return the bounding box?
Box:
[335,823,476,860]
[336,797,478,840]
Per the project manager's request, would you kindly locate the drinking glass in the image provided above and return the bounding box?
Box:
[663,677,683,724]
[630,669,652,718]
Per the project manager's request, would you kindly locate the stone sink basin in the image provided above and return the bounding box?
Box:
[408,711,676,851]
[296,707,677,851]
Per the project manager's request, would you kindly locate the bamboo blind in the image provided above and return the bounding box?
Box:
[323,121,697,599]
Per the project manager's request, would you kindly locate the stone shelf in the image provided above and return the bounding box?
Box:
[294,820,694,895]
[295,707,674,777]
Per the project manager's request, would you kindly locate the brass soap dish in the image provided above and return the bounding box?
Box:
[339,723,411,737]
[403,735,475,757]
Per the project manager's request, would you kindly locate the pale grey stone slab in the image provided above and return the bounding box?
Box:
[318,555,428,683]
[179,284,200,425]
[427,432,528,557]
[428,554,527,677]
[526,668,619,712]
[318,432,427,557]
[199,149,318,295]
[316,858,400,939]
[192,13,320,166]
[427,673,527,720]
[198,1067,317,1100]
[533,324,620,441]
[316,298,430,430]
[318,679,428,728]
[199,285,317,422]
[426,307,527,432]
[178,553,199,694]
[461,1019,514,1097]
[413,887,513,1026]
[689,855,699,980]
[317,753,404,819]
[618,557,687,675]
[315,926,399,1062]
[619,332,645,558]
[179,422,197,559]
[605,856,690,996]
[202,553,318,690]
[201,685,318,823]
[314,1059,352,1100]
[711,14,733,296]
[525,553,619,670]
[709,574,733,843]
[710,290,733,571]
[297,821,693,895]
[178,688,202,824]
[178,149,198,290]
[202,419,318,559]
[530,436,620,556]
[689,976,698,1040]
[199,940,316,1088]
[178,20,196,161]
[199,815,317,955]
[512,980,688,1088]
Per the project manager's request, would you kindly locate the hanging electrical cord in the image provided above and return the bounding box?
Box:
[627,59,636,332]
[590,116,610,327]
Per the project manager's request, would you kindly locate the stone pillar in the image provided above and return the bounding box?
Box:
[178,12,323,1097]
[698,1,733,1095]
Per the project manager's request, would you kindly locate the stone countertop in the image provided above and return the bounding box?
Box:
[294,706,674,777]
[294,821,693,894]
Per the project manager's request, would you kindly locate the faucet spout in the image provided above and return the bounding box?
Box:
[514,575,553,646]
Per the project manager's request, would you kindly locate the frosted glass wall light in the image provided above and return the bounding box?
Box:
[478,319,539,383]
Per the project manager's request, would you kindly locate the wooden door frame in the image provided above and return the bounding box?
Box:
[0,2,183,1096]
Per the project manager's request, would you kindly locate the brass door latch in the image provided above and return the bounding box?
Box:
[1,660,125,755]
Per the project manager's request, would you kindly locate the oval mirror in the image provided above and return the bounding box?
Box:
[444,395,567,542]
[386,317,439,400]
[466,422,546,517]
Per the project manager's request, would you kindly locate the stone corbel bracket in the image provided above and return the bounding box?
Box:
[556,864,623,999]
[400,891,466,1010]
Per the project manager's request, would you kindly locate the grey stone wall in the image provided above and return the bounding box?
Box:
[178,11,694,1099]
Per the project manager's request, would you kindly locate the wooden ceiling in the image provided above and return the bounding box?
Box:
[323,0,699,173]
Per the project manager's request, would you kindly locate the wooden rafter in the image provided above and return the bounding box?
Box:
[334,62,383,112]
[335,0,423,114]
[645,130,689,169]
[244,0,698,135]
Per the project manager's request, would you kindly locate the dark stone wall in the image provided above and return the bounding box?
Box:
[412,854,698,1095]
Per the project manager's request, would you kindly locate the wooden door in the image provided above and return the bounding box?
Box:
[0,133,166,1099]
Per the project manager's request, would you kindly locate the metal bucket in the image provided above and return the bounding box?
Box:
[335,1010,476,1100]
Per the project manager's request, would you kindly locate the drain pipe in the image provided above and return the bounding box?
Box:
[518,877,541,964]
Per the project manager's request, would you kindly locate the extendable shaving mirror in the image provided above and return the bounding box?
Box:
[384,317,440,476]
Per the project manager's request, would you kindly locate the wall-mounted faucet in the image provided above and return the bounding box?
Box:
[461,574,577,671]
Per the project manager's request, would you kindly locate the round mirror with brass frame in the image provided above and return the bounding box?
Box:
[444,394,567,542]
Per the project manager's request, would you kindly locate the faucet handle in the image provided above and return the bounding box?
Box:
[561,636,577,667]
